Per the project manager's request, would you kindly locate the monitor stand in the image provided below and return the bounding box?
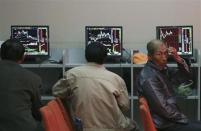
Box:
[104,57,122,63]
[23,57,48,64]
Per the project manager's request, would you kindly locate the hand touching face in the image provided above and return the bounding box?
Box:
[168,47,177,57]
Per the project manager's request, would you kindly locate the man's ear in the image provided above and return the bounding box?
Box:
[148,55,152,60]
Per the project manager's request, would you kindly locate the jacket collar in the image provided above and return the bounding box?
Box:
[86,62,105,69]
[146,60,168,71]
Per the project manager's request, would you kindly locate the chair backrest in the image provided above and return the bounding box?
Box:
[40,98,75,131]
[139,96,157,131]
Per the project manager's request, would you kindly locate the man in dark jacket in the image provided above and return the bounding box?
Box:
[137,39,201,131]
[0,39,42,131]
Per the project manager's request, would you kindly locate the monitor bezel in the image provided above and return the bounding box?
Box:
[10,25,50,59]
[85,26,123,59]
[156,25,193,58]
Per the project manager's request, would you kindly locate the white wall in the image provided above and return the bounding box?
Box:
[0,0,200,50]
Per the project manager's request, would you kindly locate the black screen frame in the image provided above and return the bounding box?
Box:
[85,26,123,62]
[85,26,123,63]
[11,25,50,62]
[156,25,193,58]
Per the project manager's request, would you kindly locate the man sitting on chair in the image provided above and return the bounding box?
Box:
[53,42,138,131]
[136,39,201,131]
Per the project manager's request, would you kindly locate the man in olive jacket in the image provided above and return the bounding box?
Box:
[0,39,42,131]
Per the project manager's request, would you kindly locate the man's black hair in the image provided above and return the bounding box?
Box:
[1,38,25,61]
[85,42,107,64]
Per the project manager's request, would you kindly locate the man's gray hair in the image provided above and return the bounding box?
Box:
[147,39,165,56]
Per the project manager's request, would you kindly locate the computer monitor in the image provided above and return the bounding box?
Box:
[11,25,50,62]
[156,25,193,58]
[85,26,123,62]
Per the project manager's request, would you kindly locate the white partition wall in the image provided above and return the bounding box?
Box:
[0,0,200,50]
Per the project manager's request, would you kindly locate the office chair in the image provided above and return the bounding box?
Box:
[40,98,75,131]
[139,96,157,131]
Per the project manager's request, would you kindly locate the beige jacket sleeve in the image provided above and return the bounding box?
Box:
[113,77,130,113]
[52,72,77,99]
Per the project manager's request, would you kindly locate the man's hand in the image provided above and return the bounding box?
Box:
[168,47,183,63]
[168,47,189,72]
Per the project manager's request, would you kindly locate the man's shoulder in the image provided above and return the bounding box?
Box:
[23,68,40,78]
[22,69,42,87]
[0,60,41,85]
[140,64,158,82]
[68,65,122,79]
[103,69,125,83]
[14,64,41,81]
[67,65,87,72]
